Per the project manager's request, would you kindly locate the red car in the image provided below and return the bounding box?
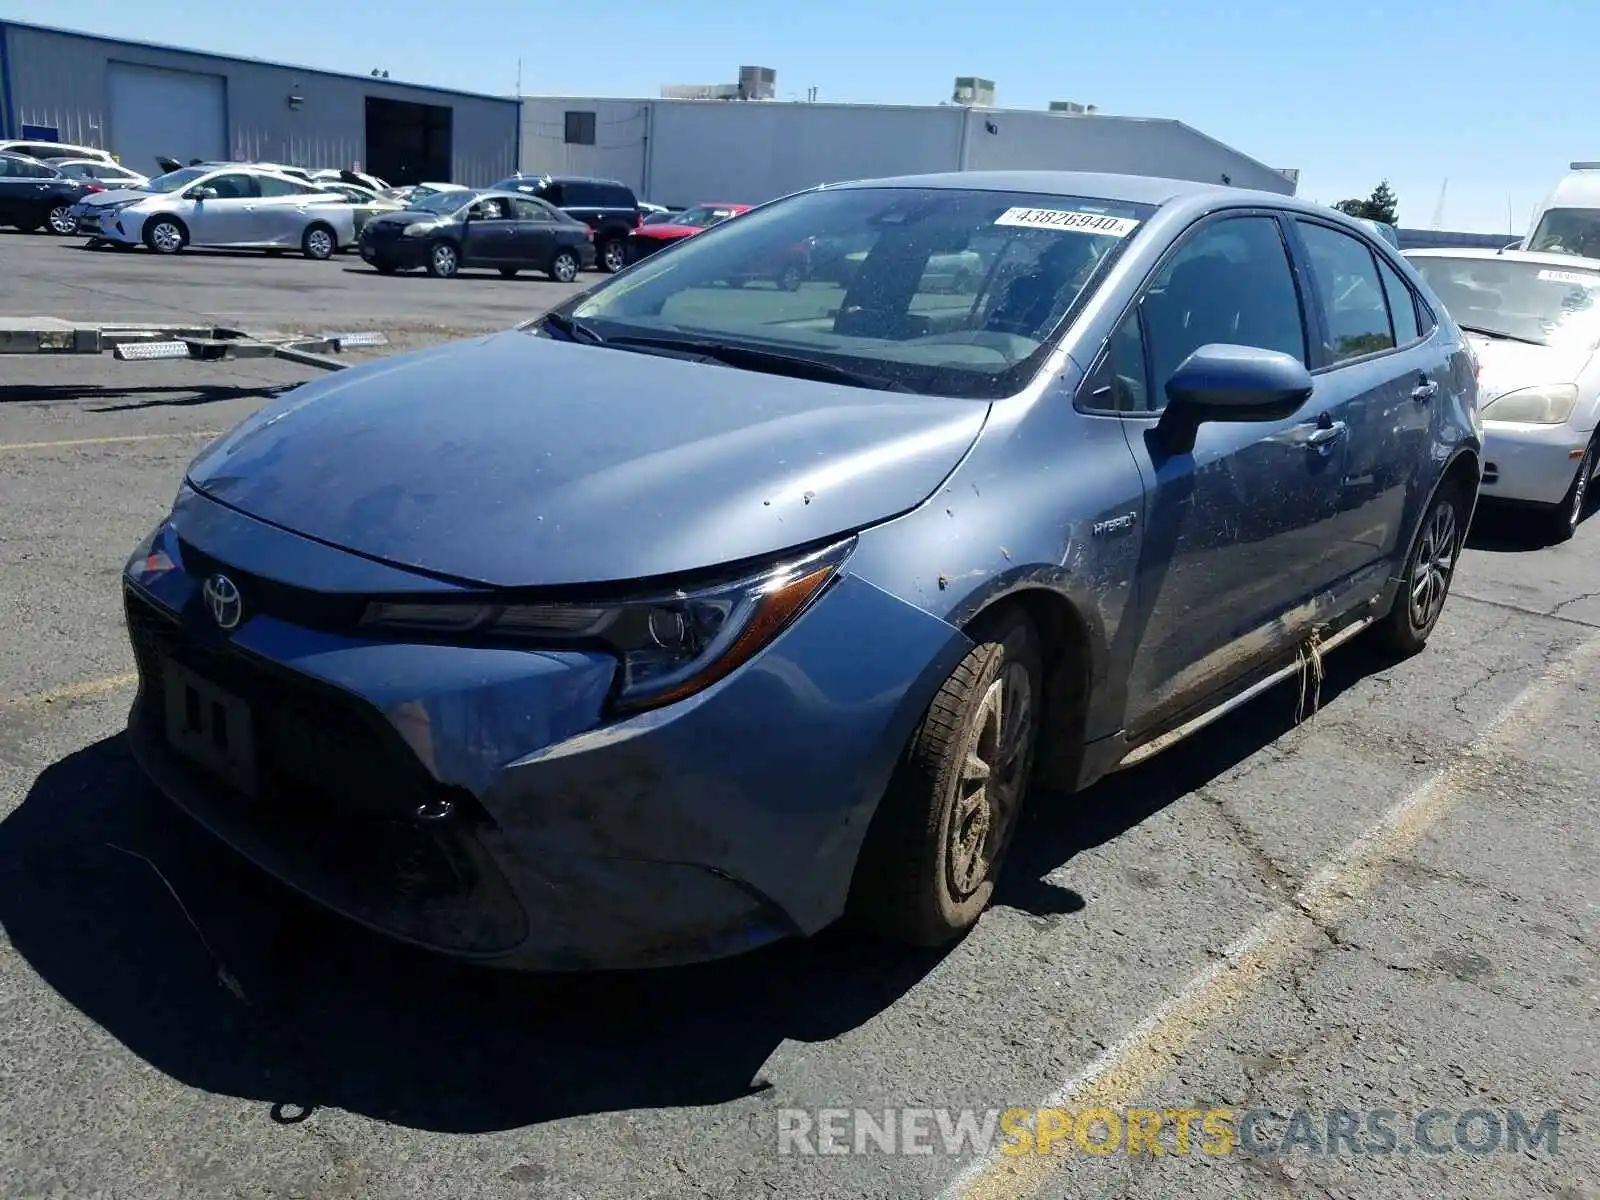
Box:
[625,203,750,263]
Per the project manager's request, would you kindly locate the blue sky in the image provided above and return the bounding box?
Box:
[5,0,1589,233]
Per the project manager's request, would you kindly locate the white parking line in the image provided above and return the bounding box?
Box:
[941,634,1600,1200]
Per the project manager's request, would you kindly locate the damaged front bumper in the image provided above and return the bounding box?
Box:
[121,491,967,970]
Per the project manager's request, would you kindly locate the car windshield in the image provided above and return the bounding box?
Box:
[411,190,475,215]
[142,167,210,193]
[671,205,739,229]
[570,186,1154,399]
[1526,208,1600,258]
[1410,255,1600,348]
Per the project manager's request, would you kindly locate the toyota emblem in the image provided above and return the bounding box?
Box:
[201,573,244,631]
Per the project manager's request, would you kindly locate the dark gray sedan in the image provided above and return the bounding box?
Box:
[122,170,1481,970]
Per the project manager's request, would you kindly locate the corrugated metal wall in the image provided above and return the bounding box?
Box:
[0,22,518,184]
[519,97,1293,209]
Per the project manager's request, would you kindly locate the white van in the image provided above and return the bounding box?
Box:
[1523,162,1600,256]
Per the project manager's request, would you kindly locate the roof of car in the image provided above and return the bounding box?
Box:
[503,173,630,187]
[826,170,1247,206]
[1404,247,1600,270]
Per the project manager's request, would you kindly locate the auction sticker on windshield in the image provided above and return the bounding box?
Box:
[1537,268,1600,287]
[994,208,1140,237]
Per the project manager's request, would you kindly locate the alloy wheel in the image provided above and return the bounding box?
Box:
[1408,497,1458,631]
[552,251,579,283]
[47,205,76,235]
[1568,442,1595,532]
[305,228,333,259]
[946,660,1035,900]
[150,222,183,253]
[601,240,625,272]
[431,243,457,276]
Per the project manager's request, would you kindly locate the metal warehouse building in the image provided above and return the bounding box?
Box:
[0,20,519,186]
[519,94,1296,209]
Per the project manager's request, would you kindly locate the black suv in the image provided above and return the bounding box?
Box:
[490,174,640,272]
[0,152,91,234]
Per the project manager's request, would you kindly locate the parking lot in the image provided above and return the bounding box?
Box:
[0,228,1596,1200]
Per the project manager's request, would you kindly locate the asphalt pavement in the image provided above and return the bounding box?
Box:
[0,228,1595,1200]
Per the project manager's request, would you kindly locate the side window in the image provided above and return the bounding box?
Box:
[1141,215,1307,397]
[1083,308,1152,413]
[470,197,510,220]
[537,182,566,207]
[563,182,597,207]
[1296,222,1396,363]
[206,173,258,199]
[0,158,15,178]
[15,159,53,178]
[601,185,635,209]
[256,175,309,197]
[1376,256,1421,346]
[509,197,554,222]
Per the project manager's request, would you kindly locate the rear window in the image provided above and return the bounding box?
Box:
[572,185,1154,400]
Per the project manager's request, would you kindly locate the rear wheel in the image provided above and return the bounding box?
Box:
[1542,434,1596,544]
[143,216,187,255]
[46,204,76,235]
[597,238,625,273]
[848,608,1042,946]
[548,249,580,283]
[426,240,459,278]
[1374,481,1466,656]
[301,223,335,260]
[776,262,803,292]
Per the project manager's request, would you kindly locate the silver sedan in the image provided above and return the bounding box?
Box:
[71,165,358,258]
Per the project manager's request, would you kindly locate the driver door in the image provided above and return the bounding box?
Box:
[1094,212,1352,735]
[461,195,514,266]
[187,172,262,245]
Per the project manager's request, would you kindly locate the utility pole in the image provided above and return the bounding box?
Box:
[1431,178,1448,230]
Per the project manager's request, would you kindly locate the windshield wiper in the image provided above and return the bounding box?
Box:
[1458,324,1544,346]
[601,334,913,392]
[541,311,604,344]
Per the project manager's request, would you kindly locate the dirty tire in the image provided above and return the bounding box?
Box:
[1374,480,1467,656]
[426,239,459,278]
[143,216,187,255]
[848,608,1043,946]
[301,223,335,260]
[1543,433,1596,545]
[548,249,580,283]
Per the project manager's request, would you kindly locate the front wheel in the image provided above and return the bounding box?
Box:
[426,240,459,278]
[1373,482,1466,656]
[46,204,77,235]
[847,608,1042,946]
[1542,434,1596,544]
[301,224,335,260]
[143,217,187,255]
[776,262,803,292]
[548,248,580,283]
[597,238,625,273]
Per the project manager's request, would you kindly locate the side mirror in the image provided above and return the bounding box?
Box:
[185,186,218,201]
[1154,344,1313,454]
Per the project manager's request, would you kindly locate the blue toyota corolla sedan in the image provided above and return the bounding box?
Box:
[122,171,1481,970]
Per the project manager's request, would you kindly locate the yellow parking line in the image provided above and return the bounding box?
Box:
[0,431,221,453]
[946,635,1600,1200]
[0,672,138,710]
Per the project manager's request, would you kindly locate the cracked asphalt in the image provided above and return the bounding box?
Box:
[0,230,1595,1200]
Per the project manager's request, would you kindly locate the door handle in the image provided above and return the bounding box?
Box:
[1307,420,1348,447]
[1412,378,1438,402]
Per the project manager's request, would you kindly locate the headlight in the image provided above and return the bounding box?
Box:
[359,539,853,711]
[401,221,439,237]
[1482,383,1579,424]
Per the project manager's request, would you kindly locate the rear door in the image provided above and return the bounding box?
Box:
[1288,218,1440,596]
[1094,210,1351,734]
[0,156,37,222]
[506,196,559,266]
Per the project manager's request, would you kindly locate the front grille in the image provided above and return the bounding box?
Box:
[127,585,438,821]
[177,539,367,631]
[125,585,529,954]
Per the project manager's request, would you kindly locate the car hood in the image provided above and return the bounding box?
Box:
[78,187,152,207]
[1465,332,1595,403]
[184,330,989,588]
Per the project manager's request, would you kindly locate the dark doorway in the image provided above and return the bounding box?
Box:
[364,96,453,186]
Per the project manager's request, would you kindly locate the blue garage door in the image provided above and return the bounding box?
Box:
[108,62,226,177]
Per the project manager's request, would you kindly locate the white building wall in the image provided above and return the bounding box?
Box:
[516,97,1294,207]
[958,109,1294,194]
[518,97,649,191]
